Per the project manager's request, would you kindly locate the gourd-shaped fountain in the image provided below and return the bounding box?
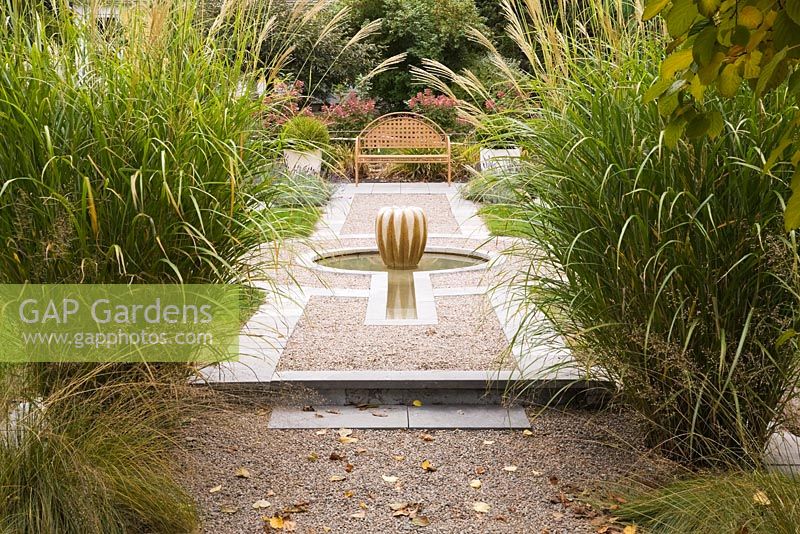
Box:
[375,206,428,269]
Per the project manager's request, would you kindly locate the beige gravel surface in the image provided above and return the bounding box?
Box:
[340,195,460,235]
[278,296,509,371]
[176,405,659,534]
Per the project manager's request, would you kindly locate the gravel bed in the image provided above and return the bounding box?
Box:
[175,405,657,534]
[340,195,459,235]
[278,296,509,371]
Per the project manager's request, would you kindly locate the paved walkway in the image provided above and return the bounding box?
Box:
[198,183,583,428]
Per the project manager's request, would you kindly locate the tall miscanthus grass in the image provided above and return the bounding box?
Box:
[0,1,384,530]
[0,0,293,285]
[419,0,800,465]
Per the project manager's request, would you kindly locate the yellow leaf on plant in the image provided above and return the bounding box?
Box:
[753,490,771,506]
[473,501,491,513]
[623,526,637,534]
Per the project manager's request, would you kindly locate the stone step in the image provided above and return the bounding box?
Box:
[267,404,531,430]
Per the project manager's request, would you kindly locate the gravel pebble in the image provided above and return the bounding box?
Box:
[278,296,509,371]
[340,195,460,235]
[175,406,657,534]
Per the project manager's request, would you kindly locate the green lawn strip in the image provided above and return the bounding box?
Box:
[266,206,321,239]
[478,204,532,237]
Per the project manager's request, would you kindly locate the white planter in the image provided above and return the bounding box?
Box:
[479,147,521,173]
[284,149,323,174]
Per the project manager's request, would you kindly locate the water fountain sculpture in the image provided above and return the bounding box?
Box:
[312,205,492,321]
[375,206,428,269]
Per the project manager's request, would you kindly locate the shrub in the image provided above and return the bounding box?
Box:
[270,169,332,208]
[281,116,331,152]
[407,88,460,131]
[321,91,377,134]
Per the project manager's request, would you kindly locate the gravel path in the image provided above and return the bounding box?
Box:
[278,296,509,371]
[175,405,655,534]
[340,195,460,235]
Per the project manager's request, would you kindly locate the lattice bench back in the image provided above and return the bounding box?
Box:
[359,113,448,150]
[354,112,451,185]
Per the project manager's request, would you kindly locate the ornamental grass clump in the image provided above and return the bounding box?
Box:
[419,0,800,466]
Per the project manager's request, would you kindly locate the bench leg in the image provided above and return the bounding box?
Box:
[447,159,452,186]
[355,158,359,186]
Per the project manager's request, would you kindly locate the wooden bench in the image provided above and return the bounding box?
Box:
[354,112,451,185]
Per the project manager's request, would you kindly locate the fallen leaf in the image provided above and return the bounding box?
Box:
[327,409,340,415]
[267,490,276,497]
[622,526,637,534]
[323,528,331,532]
[482,440,495,445]
[338,428,353,437]
[302,405,315,412]
[753,490,771,506]
[339,436,358,444]
[284,502,309,513]
[389,502,410,511]
[344,490,354,498]
[330,475,346,482]
[355,447,367,454]
[552,512,564,520]
[307,452,319,462]
[220,504,238,514]
[412,516,431,527]
[412,400,423,407]
[330,452,343,461]
[421,459,437,472]
[548,475,559,485]
[382,475,399,483]
[351,511,366,519]
[475,467,487,475]
[372,412,389,417]
[252,500,271,509]
[315,429,328,435]
[532,470,542,476]
[345,463,354,473]
[393,455,405,461]
[419,433,434,442]
[359,502,368,509]
[523,429,533,436]
[209,485,222,494]
[470,479,482,489]
[234,467,251,479]
[473,501,491,514]
[267,516,284,529]
[503,465,518,472]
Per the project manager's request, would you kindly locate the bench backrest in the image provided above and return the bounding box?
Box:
[357,113,449,150]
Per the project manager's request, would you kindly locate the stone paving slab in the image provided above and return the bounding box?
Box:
[268,405,408,429]
[267,404,531,429]
[408,405,530,429]
[766,430,800,476]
